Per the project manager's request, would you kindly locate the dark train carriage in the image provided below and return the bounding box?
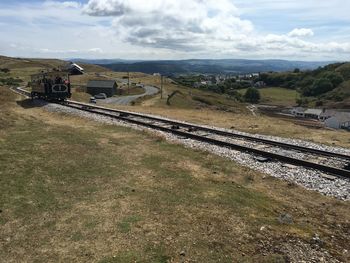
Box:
[30,71,71,101]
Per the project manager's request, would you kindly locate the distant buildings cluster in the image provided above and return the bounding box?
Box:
[192,73,262,88]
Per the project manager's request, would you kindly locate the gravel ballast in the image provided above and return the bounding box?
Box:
[42,102,350,201]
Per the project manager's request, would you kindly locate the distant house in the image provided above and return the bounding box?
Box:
[303,109,323,119]
[193,82,202,88]
[254,81,266,88]
[86,80,118,97]
[68,62,84,75]
[291,107,323,119]
[324,112,350,129]
[319,109,338,121]
[291,107,305,117]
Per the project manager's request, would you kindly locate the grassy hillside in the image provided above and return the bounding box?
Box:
[1,87,350,262]
[258,62,350,107]
[238,87,299,106]
[0,55,109,83]
[71,71,248,113]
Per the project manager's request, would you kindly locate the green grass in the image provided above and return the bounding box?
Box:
[239,87,300,106]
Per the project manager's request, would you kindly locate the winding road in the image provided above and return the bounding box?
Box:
[99,85,159,105]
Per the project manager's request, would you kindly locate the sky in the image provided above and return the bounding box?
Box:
[0,0,349,61]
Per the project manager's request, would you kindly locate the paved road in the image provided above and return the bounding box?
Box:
[99,86,159,105]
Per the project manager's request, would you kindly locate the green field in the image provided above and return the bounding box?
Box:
[239,87,300,106]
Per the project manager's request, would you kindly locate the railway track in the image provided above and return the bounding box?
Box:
[64,100,350,179]
[13,87,350,179]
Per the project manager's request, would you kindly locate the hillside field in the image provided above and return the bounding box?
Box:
[0,55,109,83]
[1,87,350,262]
[238,87,299,106]
[1,55,349,148]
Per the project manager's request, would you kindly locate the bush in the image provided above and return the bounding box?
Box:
[296,97,309,106]
[0,68,10,73]
[244,87,261,103]
[0,77,23,86]
[227,89,243,102]
[322,72,344,87]
[311,78,334,96]
[315,100,323,107]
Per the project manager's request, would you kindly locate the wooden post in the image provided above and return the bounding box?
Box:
[128,71,130,94]
[160,75,163,99]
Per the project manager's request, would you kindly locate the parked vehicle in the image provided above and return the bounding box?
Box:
[94,93,107,99]
[89,97,97,104]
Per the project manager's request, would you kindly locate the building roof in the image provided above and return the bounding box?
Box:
[329,112,350,124]
[87,80,117,89]
[319,109,337,118]
[292,107,305,113]
[304,108,323,115]
[70,63,84,71]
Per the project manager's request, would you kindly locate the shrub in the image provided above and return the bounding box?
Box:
[322,72,344,87]
[311,78,334,96]
[244,87,261,103]
[296,97,309,106]
[315,100,323,107]
[0,68,10,73]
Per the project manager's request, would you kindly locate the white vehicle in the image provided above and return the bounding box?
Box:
[94,93,107,99]
[89,97,97,103]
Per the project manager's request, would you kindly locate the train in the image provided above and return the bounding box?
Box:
[30,71,71,101]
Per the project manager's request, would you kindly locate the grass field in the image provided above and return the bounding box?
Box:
[1,86,350,262]
[239,87,300,106]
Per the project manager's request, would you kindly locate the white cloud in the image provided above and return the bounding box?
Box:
[288,28,314,38]
[83,0,253,51]
[43,1,82,9]
[0,0,349,60]
[80,0,350,58]
[88,48,104,53]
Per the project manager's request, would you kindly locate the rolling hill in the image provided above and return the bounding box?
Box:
[0,55,110,82]
[0,55,110,72]
[87,59,334,76]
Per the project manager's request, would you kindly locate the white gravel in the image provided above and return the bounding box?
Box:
[42,102,350,201]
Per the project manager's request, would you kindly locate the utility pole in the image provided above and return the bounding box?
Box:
[160,75,163,99]
[128,71,130,95]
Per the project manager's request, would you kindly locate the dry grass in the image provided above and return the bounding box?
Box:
[101,104,350,148]
[0,86,350,262]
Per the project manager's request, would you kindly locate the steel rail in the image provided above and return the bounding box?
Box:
[66,100,350,161]
[65,102,350,179]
